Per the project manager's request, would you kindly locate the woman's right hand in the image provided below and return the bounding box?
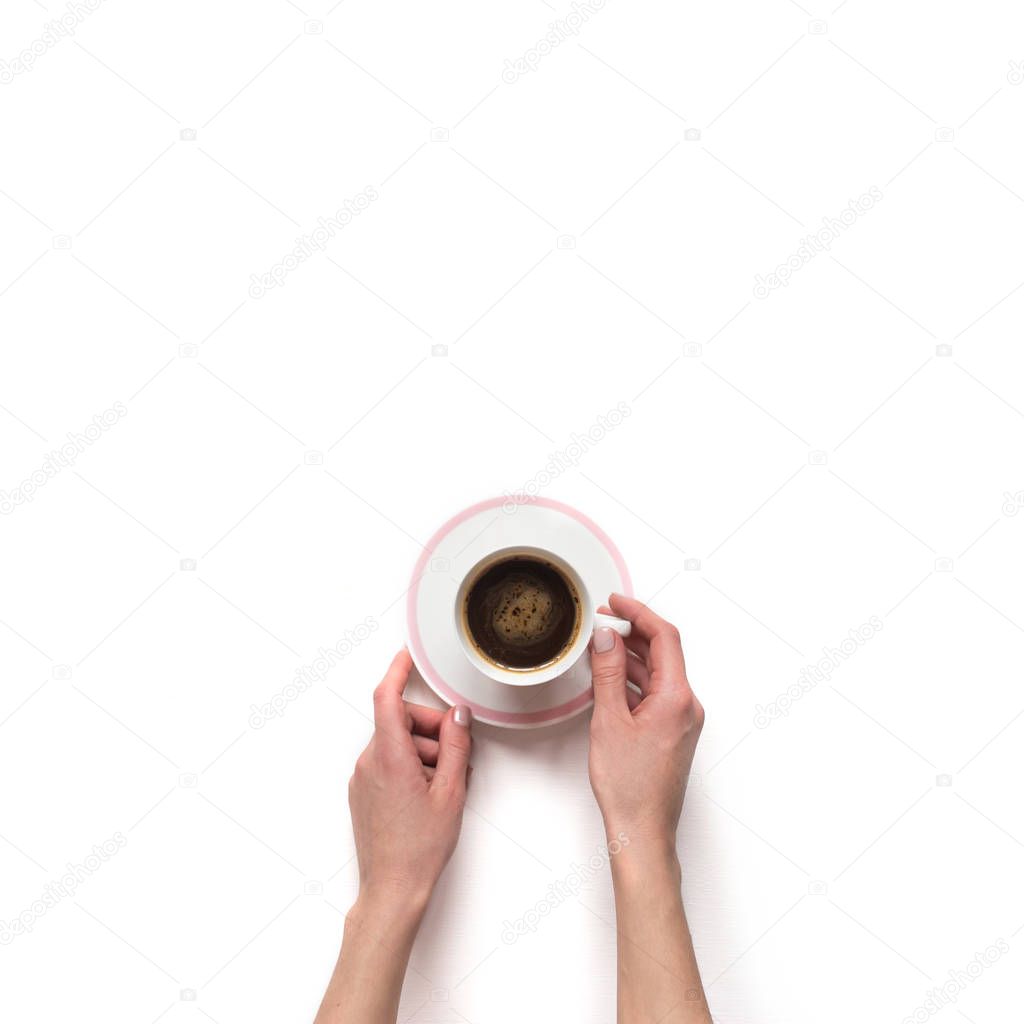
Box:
[587,593,704,852]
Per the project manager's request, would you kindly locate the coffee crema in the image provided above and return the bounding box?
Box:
[463,556,581,670]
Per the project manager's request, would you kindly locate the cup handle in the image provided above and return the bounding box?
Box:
[594,613,632,638]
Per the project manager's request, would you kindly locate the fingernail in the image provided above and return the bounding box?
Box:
[454,705,472,727]
[592,627,615,653]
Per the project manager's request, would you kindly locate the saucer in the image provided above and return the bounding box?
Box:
[405,496,633,728]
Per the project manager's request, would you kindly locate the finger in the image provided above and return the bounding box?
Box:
[413,735,439,766]
[590,627,628,713]
[624,633,650,665]
[608,593,679,645]
[608,594,687,693]
[625,650,651,695]
[373,649,413,731]
[432,705,473,797]
[407,702,444,738]
[597,604,613,615]
[423,765,436,782]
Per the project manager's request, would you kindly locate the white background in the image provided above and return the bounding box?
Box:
[2,1,1023,1022]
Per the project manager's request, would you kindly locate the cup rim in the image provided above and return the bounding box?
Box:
[454,546,594,686]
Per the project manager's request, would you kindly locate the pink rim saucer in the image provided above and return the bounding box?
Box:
[405,496,633,728]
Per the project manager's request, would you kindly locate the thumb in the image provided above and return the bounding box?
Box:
[432,705,473,797]
[590,627,628,712]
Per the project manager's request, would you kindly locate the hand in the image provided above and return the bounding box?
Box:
[587,594,704,852]
[588,599,712,1023]
[315,652,473,1024]
[348,650,473,911]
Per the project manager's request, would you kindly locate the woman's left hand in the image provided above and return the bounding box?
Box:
[348,650,473,911]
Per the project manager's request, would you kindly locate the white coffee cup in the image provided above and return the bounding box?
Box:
[454,545,631,686]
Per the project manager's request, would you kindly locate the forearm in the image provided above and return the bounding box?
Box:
[610,839,711,1024]
[314,890,428,1024]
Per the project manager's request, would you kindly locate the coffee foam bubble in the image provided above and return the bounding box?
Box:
[491,579,556,644]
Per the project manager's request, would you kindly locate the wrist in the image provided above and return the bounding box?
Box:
[328,884,430,1023]
[350,880,433,934]
[606,827,680,891]
[603,815,678,859]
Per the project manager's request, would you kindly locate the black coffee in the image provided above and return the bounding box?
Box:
[464,556,581,670]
